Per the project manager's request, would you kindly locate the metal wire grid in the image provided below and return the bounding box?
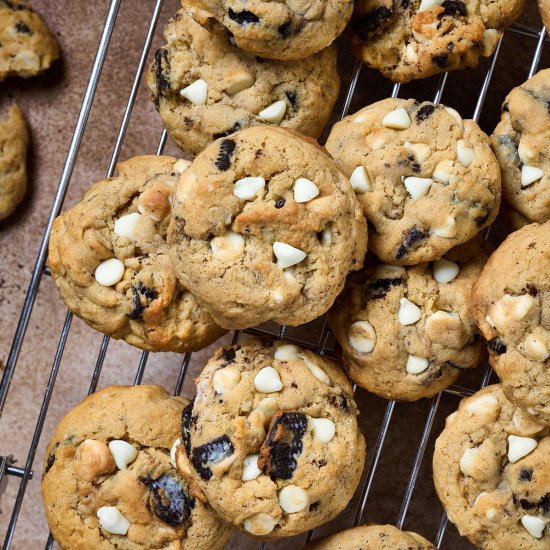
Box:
[0,1,547,548]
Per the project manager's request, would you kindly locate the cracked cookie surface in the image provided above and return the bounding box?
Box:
[175,338,366,539]
[434,384,550,549]
[325,98,500,264]
[42,385,232,550]
[0,0,59,80]
[329,238,488,401]
[147,8,339,157]
[168,126,367,330]
[182,0,353,61]
[471,221,550,425]
[350,0,524,83]
[49,155,226,352]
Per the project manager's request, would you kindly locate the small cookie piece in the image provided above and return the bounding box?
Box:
[42,385,232,550]
[326,98,501,264]
[329,239,487,401]
[168,126,367,330]
[471,222,550,425]
[434,384,550,549]
[182,0,353,61]
[305,524,436,549]
[49,155,226,352]
[0,0,60,80]
[175,338,366,539]
[0,105,28,220]
[147,8,340,157]
[492,69,550,224]
[350,0,524,83]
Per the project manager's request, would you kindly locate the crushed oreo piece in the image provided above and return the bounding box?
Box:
[432,54,449,68]
[130,283,157,320]
[278,21,292,37]
[353,7,393,41]
[519,468,533,481]
[215,139,236,171]
[525,283,538,296]
[519,498,536,510]
[369,277,404,299]
[15,21,31,34]
[45,450,56,474]
[395,228,429,259]
[415,104,436,123]
[190,435,234,480]
[441,0,467,15]
[181,401,194,455]
[228,8,260,26]
[488,337,506,355]
[328,393,350,412]
[221,347,236,363]
[540,494,550,514]
[153,48,170,103]
[213,122,241,140]
[275,197,286,208]
[285,90,297,109]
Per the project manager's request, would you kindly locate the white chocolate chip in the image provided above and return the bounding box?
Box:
[311,418,336,443]
[272,289,284,304]
[213,366,241,394]
[518,142,536,164]
[97,506,131,535]
[432,216,457,238]
[433,258,459,283]
[405,355,429,374]
[170,438,181,469]
[403,176,433,199]
[180,79,208,105]
[259,100,286,124]
[257,397,278,418]
[321,228,332,245]
[273,241,307,268]
[348,321,376,353]
[243,513,278,535]
[371,136,386,150]
[173,159,191,173]
[459,446,481,477]
[486,508,498,520]
[489,294,535,333]
[507,435,538,463]
[108,440,138,470]
[233,176,266,200]
[464,393,500,416]
[95,258,125,287]
[211,231,245,261]
[278,485,308,513]
[485,314,495,328]
[301,355,331,385]
[274,344,299,361]
[521,332,550,362]
[349,166,371,193]
[113,212,141,240]
[457,140,475,168]
[254,367,283,393]
[398,298,422,325]
[382,108,412,130]
[433,160,454,184]
[224,72,255,95]
[404,141,430,162]
[418,0,444,11]
[293,177,320,203]
[444,106,463,128]
[521,515,546,539]
[405,43,418,62]
[241,454,262,481]
[521,165,544,187]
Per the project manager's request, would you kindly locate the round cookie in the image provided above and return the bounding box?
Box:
[175,338,366,539]
[147,8,340,157]
[42,385,232,550]
[433,384,550,549]
[491,69,550,224]
[305,524,436,549]
[168,126,367,330]
[329,239,487,401]
[0,104,28,221]
[325,98,501,264]
[350,0,524,83]
[471,222,550,425]
[0,0,60,80]
[182,0,353,61]
[49,155,226,352]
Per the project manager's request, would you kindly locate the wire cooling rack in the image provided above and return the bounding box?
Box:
[0,1,548,548]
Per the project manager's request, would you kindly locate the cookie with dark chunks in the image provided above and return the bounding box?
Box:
[492,69,550,224]
[42,385,232,550]
[471,222,550,425]
[175,338,365,539]
[350,0,524,83]
[434,384,550,549]
[329,239,488,401]
[0,0,60,80]
[305,524,436,549]
[49,155,226,352]
[325,98,500,264]
[168,126,367,330]
[182,0,353,61]
[0,105,28,220]
[147,8,340,157]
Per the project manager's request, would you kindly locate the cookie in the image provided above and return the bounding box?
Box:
[182,0,353,61]
[538,0,550,35]
[147,8,340,157]
[491,69,550,225]
[168,126,367,330]
[49,155,226,352]
[0,0,60,80]
[325,98,501,264]
[433,384,550,549]
[350,0,524,83]
[471,222,550,426]
[305,524,436,549]
[0,104,28,220]
[175,338,366,539]
[42,385,232,550]
[329,239,487,401]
